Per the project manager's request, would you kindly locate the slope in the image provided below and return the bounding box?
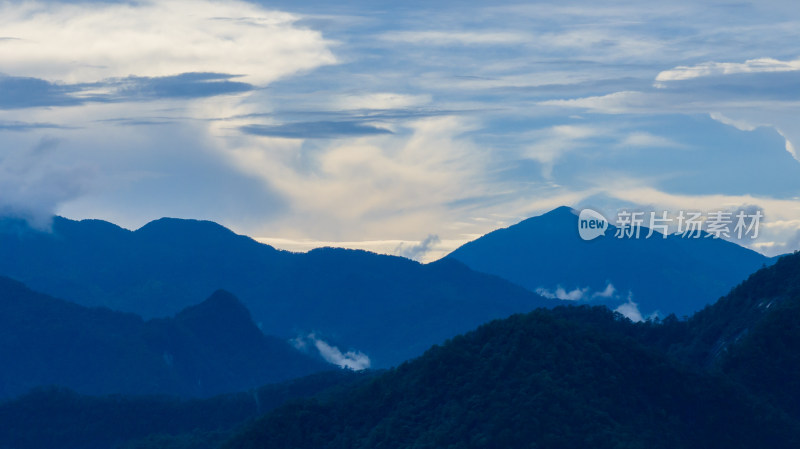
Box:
[224,305,798,449]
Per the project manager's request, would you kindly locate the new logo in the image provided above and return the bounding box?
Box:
[578,209,608,241]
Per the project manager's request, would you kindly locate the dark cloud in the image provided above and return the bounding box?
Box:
[232,108,461,125]
[240,121,393,139]
[0,120,69,131]
[0,75,84,109]
[0,72,254,110]
[112,72,254,99]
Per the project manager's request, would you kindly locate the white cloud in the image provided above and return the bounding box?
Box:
[255,237,467,263]
[655,58,800,83]
[215,115,494,240]
[708,112,759,132]
[330,93,432,111]
[539,91,649,114]
[706,111,800,163]
[614,298,643,322]
[293,333,370,371]
[536,286,589,301]
[539,80,800,161]
[0,136,95,229]
[525,125,607,177]
[592,283,616,298]
[537,283,618,301]
[395,234,441,261]
[0,0,336,85]
[619,132,684,149]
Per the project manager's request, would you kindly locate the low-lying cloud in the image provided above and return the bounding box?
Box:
[0,137,94,228]
[395,234,441,261]
[536,283,616,301]
[614,299,644,322]
[292,333,371,371]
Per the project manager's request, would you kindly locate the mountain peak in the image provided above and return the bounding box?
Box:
[136,217,236,238]
[175,289,254,333]
[542,205,577,218]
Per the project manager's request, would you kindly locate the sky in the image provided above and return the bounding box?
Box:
[1,0,799,262]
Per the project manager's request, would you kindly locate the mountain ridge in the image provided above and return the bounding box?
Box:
[0,215,556,368]
[0,277,328,399]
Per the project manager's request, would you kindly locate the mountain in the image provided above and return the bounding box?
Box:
[0,216,555,368]
[676,250,800,417]
[0,370,370,449]
[0,277,328,399]
[447,206,771,318]
[221,251,800,448]
[223,305,799,449]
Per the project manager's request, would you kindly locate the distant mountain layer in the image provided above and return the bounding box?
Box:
[448,206,771,317]
[0,216,554,368]
[0,277,328,399]
[223,252,800,449]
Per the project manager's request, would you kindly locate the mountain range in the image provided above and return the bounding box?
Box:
[0,216,554,368]
[1,206,798,448]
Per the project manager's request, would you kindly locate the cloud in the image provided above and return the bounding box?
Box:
[110,73,255,100]
[619,132,684,149]
[584,180,800,257]
[614,298,643,322]
[395,234,441,261]
[218,115,493,240]
[539,91,649,114]
[2,0,800,261]
[0,75,84,109]
[0,136,94,228]
[524,124,608,177]
[655,58,800,82]
[754,229,800,256]
[240,121,392,139]
[254,236,466,263]
[293,333,370,371]
[536,286,589,301]
[0,120,67,131]
[592,283,616,298]
[0,72,256,109]
[536,283,618,301]
[0,0,335,85]
[330,93,432,111]
[541,60,800,164]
